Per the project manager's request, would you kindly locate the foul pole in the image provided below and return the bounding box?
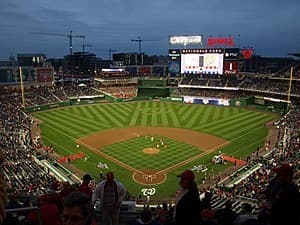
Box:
[286,66,293,112]
[19,67,26,108]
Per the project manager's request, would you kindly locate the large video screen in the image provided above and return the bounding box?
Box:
[181,49,224,75]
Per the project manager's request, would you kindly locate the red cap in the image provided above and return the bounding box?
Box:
[275,164,293,176]
[177,169,195,180]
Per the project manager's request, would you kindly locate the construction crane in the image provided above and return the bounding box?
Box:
[91,48,117,60]
[108,48,117,60]
[131,36,157,54]
[82,44,92,55]
[30,30,85,55]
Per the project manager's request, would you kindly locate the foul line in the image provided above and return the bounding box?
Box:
[42,122,145,175]
[154,125,268,176]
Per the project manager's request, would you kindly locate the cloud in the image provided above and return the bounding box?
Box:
[0,0,300,59]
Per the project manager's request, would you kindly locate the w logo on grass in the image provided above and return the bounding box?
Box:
[141,188,156,196]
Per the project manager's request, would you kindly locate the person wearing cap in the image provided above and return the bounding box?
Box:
[78,174,93,199]
[264,163,300,225]
[173,169,202,225]
[92,172,126,225]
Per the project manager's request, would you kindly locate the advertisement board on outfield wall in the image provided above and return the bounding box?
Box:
[183,96,230,106]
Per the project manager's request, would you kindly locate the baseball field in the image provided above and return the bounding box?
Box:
[33,101,278,199]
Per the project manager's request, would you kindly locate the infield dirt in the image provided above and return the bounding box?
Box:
[78,127,229,185]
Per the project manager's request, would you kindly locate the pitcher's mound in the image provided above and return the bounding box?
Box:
[143,148,160,154]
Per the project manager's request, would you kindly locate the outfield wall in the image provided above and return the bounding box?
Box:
[137,87,170,98]
[25,96,105,112]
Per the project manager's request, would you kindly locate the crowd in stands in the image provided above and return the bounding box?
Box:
[11,83,98,107]
[176,88,250,99]
[179,73,300,97]
[271,62,300,79]
[0,89,62,225]
[99,86,137,99]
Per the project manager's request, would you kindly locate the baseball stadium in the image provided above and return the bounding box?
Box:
[1,35,299,224]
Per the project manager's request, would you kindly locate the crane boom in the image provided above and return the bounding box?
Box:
[30,30,85,55]
[131,36,158,54]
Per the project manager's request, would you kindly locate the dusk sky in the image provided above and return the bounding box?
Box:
[1,0,299,60]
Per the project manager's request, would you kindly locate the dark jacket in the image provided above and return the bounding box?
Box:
[175,188,201,225]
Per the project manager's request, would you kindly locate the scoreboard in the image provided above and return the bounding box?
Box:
[168,48,240,75]
[180,49,224,75]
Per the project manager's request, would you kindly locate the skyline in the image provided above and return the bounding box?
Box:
[1,0,300,60]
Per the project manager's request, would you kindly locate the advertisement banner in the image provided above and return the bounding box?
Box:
[223,62,239,75]
[183,96,230,106]
[168,62,180,74]
[169,35,202,45]
[224,48,240,60]
[36,67,54,82]
[138,66,151,75]
[207,37,234,47]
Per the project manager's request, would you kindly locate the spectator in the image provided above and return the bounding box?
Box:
[27,191,63,225]
[173,169,201,225]
[156,203,168,225]
[264,163,300,225]
[92,172,126,225]
[214,200,237,225]
[130,209,160,225]
[78,174,93,199]
[234,203,258,225]
[63,191,95,225]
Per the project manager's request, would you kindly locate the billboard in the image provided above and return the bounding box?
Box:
[138,66,151,75]
[168,49,181,61]
[169,35,202,46]
[241,48,254,59]
[224,48,239,60]
[207,37,234,47]
[183,96,230,106]
[36,67,54,82]
[181,49,224,74]
[223,62,239,75]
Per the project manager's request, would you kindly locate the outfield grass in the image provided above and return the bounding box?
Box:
[34,101,278,199]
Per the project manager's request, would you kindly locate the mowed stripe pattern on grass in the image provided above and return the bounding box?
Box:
[35,102,276,160]
[102,136,201,170]
[34,101,277,197]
